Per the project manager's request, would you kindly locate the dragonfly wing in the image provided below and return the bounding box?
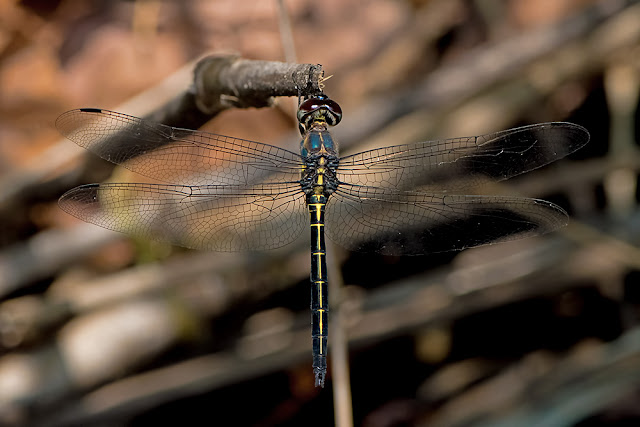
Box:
[59,182,307,251]
[337,122,589,192]
[56,109,303,186]
[325,184,568,256]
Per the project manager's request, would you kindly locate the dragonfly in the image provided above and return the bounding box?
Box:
[57,95,589,387]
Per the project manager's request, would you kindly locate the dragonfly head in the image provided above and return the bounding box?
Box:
[297,95,342,135]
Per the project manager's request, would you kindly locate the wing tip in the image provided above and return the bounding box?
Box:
[58,184,100,215]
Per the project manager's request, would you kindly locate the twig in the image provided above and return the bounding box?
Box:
[327,242,354,427]
[276,0,297,64]
[196,55,322,103]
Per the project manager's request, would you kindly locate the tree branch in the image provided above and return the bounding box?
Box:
[146,55,324,129]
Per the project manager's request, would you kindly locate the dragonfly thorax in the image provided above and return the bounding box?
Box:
[300,112,340,197]
[300,151,340,197]
[300,123,339,158]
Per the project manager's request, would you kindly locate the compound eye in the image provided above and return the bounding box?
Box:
[297,97,325,122]
[322,99,342,125]
[297,96,343,127]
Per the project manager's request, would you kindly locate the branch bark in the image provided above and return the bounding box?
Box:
[146,55,324,129]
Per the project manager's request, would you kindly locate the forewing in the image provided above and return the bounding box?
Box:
[325,184,568,256]
[56,109,303,186]
[59,182,307,251]
[337,122,589,192]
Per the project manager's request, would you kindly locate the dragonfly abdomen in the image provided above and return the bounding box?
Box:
[308,192,329,387]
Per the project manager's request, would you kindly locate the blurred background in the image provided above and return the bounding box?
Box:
[0,0,639,425]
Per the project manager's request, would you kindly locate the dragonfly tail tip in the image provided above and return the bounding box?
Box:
[314,368,326,388]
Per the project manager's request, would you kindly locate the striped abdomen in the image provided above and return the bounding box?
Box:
[308,193,329,387]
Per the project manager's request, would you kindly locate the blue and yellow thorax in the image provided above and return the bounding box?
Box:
[297,96,342,197]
